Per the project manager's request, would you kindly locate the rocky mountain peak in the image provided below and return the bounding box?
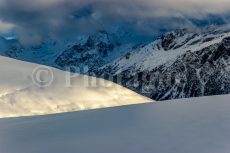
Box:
[222,37,230,50]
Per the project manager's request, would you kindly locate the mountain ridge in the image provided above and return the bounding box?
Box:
[1,25,230,101]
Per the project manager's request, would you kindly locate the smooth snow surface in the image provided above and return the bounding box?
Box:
[0,95,230,153]
[0,56,151,118]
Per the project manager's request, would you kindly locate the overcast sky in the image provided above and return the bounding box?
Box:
[0,0,230,44]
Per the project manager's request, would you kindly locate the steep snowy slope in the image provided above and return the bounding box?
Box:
[0,94,230,153]
[0,56,151,118]
[98,25,230,100]
[101,26,230,74]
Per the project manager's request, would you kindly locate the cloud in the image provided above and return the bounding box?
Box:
[0,0,230,44]
[0,20,14,33]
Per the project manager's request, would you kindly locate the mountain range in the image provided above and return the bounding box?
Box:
[1,25,230,101]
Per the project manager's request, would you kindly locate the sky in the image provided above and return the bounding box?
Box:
[0,0,230,44]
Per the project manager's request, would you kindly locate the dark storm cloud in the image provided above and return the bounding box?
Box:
[0,0,230,44]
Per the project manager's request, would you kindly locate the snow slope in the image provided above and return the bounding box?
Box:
[0,94,230,153]
[98,25,230,100]
[101,26,230,75]
[0,56,151,118]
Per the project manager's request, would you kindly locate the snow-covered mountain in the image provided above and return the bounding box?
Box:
[54,29,151,72]
[2,25,230,101]
[1,94,230,153]
[0,56,151,118]
[97,25,230,100]
[0,27,152,72]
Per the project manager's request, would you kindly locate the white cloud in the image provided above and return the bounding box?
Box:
[0,20,14,33]
[0,0,230,42]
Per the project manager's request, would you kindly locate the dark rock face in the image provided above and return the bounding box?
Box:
[5,44,24,58]
[55,32,114,72]
[161,29,198,51]
[161,33,176,50]
[100,37,230,101]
